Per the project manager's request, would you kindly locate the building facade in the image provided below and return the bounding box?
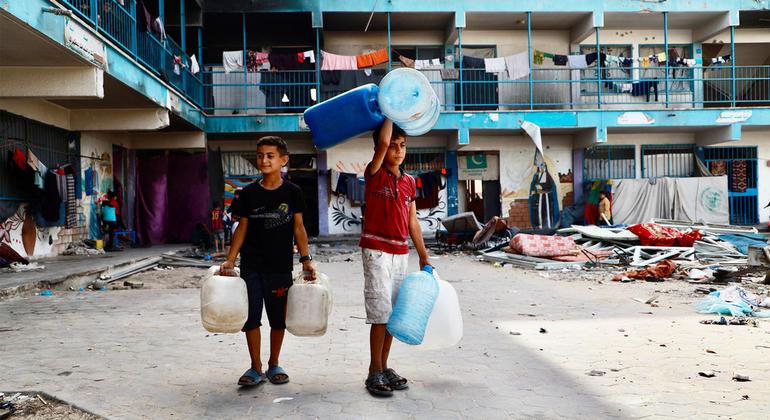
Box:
[1,1,769,257]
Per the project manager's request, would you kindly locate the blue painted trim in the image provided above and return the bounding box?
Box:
[387,12,392,73]
[595,26,601,109]
[315,27,321,104]
[458,27,463,110]
[527,12,533,111]
[445,150,459,216]
[730,25,737,108]
[206,115,302,133]
[663,12,670,108]
[242,13,248,114]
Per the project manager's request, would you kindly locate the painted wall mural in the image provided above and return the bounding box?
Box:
[80,145,113,240]
[0,204,62,258]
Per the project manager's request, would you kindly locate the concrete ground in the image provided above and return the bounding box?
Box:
[1,250,769,419]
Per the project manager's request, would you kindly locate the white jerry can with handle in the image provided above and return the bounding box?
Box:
[286,271,332,337]
[419,270,464,350]
[200,266,248,333]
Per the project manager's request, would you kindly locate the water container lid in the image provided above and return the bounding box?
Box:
[378,68,434,123]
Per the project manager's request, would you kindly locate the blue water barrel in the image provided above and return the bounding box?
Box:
[378,68,440,136]
[387,270,439,345]
[303,84,384,150]
[399,94,441,136]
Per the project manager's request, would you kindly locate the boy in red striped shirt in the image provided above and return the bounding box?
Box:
[359,119,432,397]
[210,202,225,253]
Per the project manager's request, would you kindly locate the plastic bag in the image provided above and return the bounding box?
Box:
[694,295,753,317]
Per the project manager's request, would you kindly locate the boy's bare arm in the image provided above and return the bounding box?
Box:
[293,213,316,279]
[368,119,393,176]
[222,218,248,269]
[408,201,431,269]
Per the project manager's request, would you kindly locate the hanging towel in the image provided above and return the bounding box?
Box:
[605,55,620,67]
[567,54,588,69]
[462,55,485,69]
[330,169,341,192]
[533,50,545,65]
[303,50,316,63]
[246,51,269,72]
[356,49,389,68]
[398,55,415,67]
[440,68,459,80]
[484,57,507,73]
[641,57,650,67]
[27,150,47,189]
[431,58,441,67]
[656,52,667,63]
[321,51,357,70]
[189,54,200,74]
[504,52,530,79]
[223,51,244,73]
[553,54,568,66]
[414,59,429,69]
[151,17,166,42]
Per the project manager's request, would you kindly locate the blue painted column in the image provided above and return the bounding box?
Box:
[656,12,669,108]
[595,27,601,108]
[458,27,463,110]
[527,11,533,110]
[180,0,186,91]
[446,150,459,216]
[315,27,321,104]
[198,27,204,106]
[242,13,248,114]
[730,25,736,107]
[89,0,97,25]
[387,12,392,73]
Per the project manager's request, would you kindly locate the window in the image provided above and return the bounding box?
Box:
[403,148,445,173]
[583,145,635,180]
[641,144,696,178]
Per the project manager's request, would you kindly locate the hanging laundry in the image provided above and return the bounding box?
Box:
[173,55,183,75]
[151,17,166,42]
[440,68,459,80]
[710,160,727,176]
[41,170,62,222]
[462,55,485,69]
[414,59,428,69]
[431,58,441,66]
[222,51,243,73]
[330,169,342,192]
[621,57,634,67]
[269,52,300,70]
[504,52,530,79]
[84,167,94,196]
[246,51,269,72]
[303,50,316,64]
[347,177,366,205]
[136,0,152,32]
[620,83,633,93]
[355,49,389,68]
[321,51,357,70]
[567,54,588,69]
[552,54,568,66]
[667,48,680,61]
[484,57,507,73]
[26,149,47,189]
[641,56,650,67]
[533,50,545,65]
[398,55,415,68]
[415,171,445,210]
[296,51,306,64]
[656,52,667,63]
[11,147,26,170]
[189,54,200,74]
[605,55,620,67]
[65,174,77,228]
[731,160,747,192]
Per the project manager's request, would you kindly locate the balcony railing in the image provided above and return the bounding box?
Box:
[60,0,202,107]
[202,65,770,115]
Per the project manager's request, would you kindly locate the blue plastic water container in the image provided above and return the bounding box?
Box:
[378,68,440,136]
[387,269,439,345]
[303,83,384,150]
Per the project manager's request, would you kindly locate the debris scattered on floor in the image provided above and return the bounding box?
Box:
[61,241,105,256]
[732,373,751,382]
[272,397,294,404]
[698,370,716,378]
[0,392,100,420]
[539,327,547,334]
[587,370,606,377]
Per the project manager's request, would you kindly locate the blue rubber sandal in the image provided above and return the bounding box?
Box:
[266,365,290,384]
[238,368,266,387]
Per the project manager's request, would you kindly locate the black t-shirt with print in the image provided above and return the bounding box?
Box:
[231,180,306,273]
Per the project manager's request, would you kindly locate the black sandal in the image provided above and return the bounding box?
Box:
[383,368,409,390]
[365,371,393,397]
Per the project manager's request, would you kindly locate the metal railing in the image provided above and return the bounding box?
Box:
[59,0,202,106]
[201,65,770,115]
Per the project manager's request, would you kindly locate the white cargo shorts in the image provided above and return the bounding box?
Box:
[362,248,409,324]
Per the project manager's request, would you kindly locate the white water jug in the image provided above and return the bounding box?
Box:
[286,271,332,337]
[420,271,463,350]
[200,266,248,333]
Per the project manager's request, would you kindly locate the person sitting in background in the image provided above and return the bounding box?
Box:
[101,190,120,251]
[598,191,612,226]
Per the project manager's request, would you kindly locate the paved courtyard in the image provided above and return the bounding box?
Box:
[1,251,768,419]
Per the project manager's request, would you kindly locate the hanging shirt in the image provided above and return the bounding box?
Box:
[321,51,357,70]
[355,49,389,68]
[504,52,530,79]
[484,57,507,73]
[533,50,545,65]
[222,51,243,73]
[303,50,316,63]
[189,54,200,74]
[358,166,416,255]
[553,55,568,66]
[567,54,588,69]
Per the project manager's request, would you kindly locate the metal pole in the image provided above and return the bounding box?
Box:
[458,27,463,110]
[130,0,137,58]
[730,25,736,107]
[315,27,321,104]
[387,12,392,73]
[198,27,204,106]
[595,26,601,109]
[527,11,533,110]
[180,0,186,91]
[242,13,247,114]
[656,12,669,108]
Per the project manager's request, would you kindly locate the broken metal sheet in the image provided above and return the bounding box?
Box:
[650,219,758,235]
[99,257,162,281]
[568,225,639,242]
[480,251,585,270]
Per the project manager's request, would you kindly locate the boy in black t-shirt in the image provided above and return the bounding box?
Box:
[222,136,316,387]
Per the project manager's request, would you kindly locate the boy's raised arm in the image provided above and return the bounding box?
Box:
[368,119,393,176]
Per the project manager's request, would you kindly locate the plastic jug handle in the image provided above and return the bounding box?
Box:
[422,265,434,274]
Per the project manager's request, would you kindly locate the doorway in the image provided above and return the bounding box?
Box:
[288,154,319,236]
[458,151,501,224]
